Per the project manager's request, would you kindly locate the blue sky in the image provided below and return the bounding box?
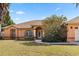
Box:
[9,3,79,24]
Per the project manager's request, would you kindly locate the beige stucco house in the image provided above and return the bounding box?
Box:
[67,16,79,42]
[3,16,79,42]
[3,20,44,40]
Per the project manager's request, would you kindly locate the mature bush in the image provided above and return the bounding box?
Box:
[42,15,67,42]
[42,34,66,42]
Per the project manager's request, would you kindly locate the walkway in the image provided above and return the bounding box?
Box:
[34,40,79,45]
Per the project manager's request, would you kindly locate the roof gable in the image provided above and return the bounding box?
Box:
[68,16,79,24]
[4,20,42,29]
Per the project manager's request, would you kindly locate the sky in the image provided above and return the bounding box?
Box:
[9,3,79,24]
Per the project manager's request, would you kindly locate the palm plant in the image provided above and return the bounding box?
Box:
[0,3,14,38]
[74,3,79,8]
[2,3,14,27]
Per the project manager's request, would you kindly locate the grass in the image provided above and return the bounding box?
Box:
[0,40,79,56]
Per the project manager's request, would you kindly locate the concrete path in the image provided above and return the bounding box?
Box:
[34,40,79,45]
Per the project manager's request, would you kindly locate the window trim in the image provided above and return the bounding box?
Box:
[25,30,33,37]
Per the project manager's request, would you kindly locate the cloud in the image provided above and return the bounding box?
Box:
[55,8,61,11]
[15,18,21,20]
[16,11,25,15]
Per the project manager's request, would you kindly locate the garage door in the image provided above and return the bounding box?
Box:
[75,28,79,41]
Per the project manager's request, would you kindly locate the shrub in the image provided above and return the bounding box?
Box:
[42,33,67,42]
[24,37,34,41]
[42,15,67,42]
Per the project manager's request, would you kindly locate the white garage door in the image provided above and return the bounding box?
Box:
[75,28,79,41]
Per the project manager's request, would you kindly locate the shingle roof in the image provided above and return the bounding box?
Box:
[13,24,32,28]
[18,20,42,26]
[4,20,42,29]
[67,16,79,24]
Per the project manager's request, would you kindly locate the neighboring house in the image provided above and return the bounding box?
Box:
[3,20,44,40]
[67,16,79,42]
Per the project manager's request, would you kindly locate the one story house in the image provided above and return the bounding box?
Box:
[2,20,44,40]
[67,16,79,42]
[3,16,79,42]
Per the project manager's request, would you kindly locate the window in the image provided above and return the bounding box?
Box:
[70,26,73,29]
[28,30,33,37]
[75,27,78,29]
[24,30,33,37]
[0,8,2,14]
[10,29,16,38]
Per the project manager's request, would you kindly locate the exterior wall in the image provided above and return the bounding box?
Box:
[17,28,32,39]
[67,23,79,42]
[3,26,17,39]
[3,27,32,39]
[3,25,44,40]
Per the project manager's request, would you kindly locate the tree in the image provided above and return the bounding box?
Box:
[2,3,14,27]
[3,9,15,27]
[0,3,10,38]
[42,15,67,42]
[0,3,14,38]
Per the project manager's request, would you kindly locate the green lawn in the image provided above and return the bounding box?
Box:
[0,40,79,56]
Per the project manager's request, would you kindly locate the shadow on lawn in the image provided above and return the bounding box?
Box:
[21,42,77,46]
[21,42,50,46]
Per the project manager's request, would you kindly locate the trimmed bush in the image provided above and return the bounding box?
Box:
[24,37,34,41]
[42,34,67,42]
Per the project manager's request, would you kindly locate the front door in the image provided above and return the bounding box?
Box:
[10,29,16,39]
[36,30,42,39]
